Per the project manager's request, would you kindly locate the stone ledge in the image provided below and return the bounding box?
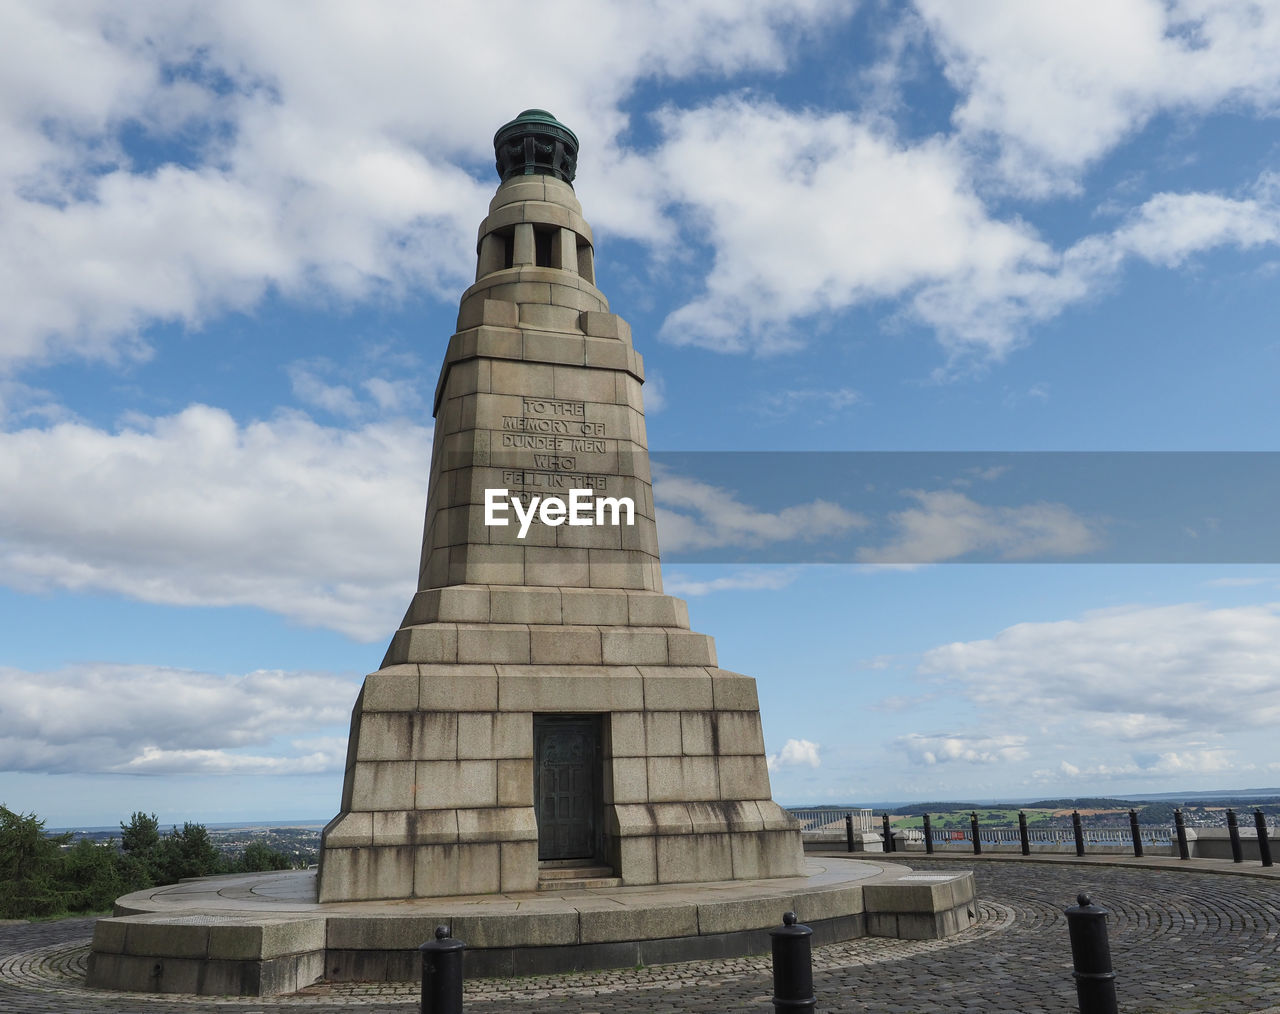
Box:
[86,913,327,995]
[863,872,978,940]
[88,860,976,996]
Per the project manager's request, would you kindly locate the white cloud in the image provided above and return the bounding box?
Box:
[920,602,1280,739]
[654,470,866,553]
[858,489,1102,563]
[1054,749,1241,781]
[362,377,418,415]
[761,388,862,420]
[0,405,431,639]
[117,741,344,776]
[641,371,667,414]
[917,0,1280,193]
[5,2,1278,374]
[881,601,1280,792]
[0,664,358,775]
[906,174,1280,367]
[288,364,364,419]
[897,732,1029,766]
[653,97,1054,357]
[0,0,849,372]
[1109,184,1280,266]
[767,738,821,771]
[663,568,798,597]
[286,360,424,421]
[649,95,1280,363]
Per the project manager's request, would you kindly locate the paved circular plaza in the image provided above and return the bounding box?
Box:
[4,858,1280,1013]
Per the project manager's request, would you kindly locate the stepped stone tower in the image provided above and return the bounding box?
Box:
[317,110,804,902]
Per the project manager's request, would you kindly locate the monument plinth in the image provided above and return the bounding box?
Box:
[316,109,805,901]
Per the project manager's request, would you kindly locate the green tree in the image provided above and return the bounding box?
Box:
[120,812,160,855]
[0,804,71,918]
[120,811,163,882]
[1137,802,1179,824]
[156,822,223,883]
[238,841,294,873]
[62,839,137,912]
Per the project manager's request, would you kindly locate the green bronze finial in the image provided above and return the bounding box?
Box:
[493,109,578,185]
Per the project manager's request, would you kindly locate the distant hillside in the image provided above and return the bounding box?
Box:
[1023,797,1143,810]
[888,801,988,816]
[885,798,1146,816]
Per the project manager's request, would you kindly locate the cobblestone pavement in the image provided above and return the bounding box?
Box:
[3,860,1280,1012]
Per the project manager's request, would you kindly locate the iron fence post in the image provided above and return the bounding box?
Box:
[770,911,816,1011]
[845,812,854,853]
[923,813,934,855]
[1256,809,1273,868]
[882,813,894,853]
[1174,808,1190,860]
[1065,893,1119,1014]
[1227,808,1243,863]
[420,925,464,1014]
[970,811,982,855]
[1128,809,1143,858]
[1018,810,1030,856]
[1072,810,1085,857]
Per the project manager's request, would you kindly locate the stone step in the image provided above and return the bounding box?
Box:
[383,620,716,667]
[536,865,621,890]
[400,586,692,630]
[536,876,623,890]
[539,864,613,880]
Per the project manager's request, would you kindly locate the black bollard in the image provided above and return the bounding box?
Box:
[1128,809,1143,858]
[970,811,982,855]
[1227,808,1243,863]
[1065,893,1119,1014]
[1256,809,1274,868]
[882,813,894,853]
[420,925,464,1014]
[923,813,934,855]
[1072,810,1085,857]
[845,812,854,853]
[770,911,816,1011]
[1018,810,1030,856]
[1174,808,1190,860]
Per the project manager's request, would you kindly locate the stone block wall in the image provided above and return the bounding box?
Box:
[317,653,804,901]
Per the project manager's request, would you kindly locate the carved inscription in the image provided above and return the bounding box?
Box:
[502,468,608,491]
[502,432,607,453]
[498,397,611,475]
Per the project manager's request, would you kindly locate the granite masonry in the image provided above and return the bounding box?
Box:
[316,110,805,902]
[85,112,973,998]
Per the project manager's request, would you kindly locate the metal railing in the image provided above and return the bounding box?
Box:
[788,808,874,837]
[790,805,1278,866]
[919,822,1172,849]
[924,825,1176,847]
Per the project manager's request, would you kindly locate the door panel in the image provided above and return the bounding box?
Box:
[534,715,600,861]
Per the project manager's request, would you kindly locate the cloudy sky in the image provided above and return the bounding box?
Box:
[4,1,1280,828]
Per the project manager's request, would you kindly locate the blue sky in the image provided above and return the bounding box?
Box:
[4,1,1280,828]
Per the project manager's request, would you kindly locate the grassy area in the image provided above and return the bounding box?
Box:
[889,808,1058,829]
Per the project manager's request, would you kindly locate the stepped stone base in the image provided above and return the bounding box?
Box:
[317,583,806,903]
[87,860,977,996]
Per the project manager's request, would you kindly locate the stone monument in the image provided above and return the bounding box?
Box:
[85,113,977,997]
[317,109,805,901]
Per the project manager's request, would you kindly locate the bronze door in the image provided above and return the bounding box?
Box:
[534,715,601,861]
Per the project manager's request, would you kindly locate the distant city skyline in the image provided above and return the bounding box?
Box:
[3,2,1280,826]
